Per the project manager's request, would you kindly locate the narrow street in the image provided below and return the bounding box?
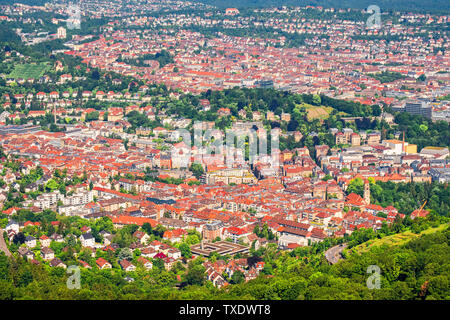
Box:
[324,243,347,264]
[0,228,12,257]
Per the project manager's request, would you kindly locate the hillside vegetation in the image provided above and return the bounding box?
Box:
[1,214,448,300]
[192,0,450,12]
[351,223,449,254]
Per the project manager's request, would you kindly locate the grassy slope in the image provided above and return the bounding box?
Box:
[8,62,49,79]
[301,103,333,121]
[296,102,348,121]
[351,223,449,254]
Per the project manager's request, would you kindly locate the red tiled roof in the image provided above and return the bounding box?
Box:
[111,215,158,228]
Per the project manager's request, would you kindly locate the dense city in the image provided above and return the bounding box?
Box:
[0,0,448,301]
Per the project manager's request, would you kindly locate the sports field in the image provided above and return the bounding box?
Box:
[8,62,50,79]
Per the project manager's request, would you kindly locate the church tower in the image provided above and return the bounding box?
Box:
[364,180,370,205]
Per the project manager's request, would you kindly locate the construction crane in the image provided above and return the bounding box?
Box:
[417,200,427,215]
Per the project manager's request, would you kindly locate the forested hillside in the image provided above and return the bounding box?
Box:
[1,215,448,300]
[191,0,450,12]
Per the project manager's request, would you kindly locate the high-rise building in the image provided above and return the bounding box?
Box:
[405,100,432,119]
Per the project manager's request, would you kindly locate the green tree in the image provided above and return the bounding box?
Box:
[231,270,245,284]
[142,222,153,235]
[179,242,192,259]
[117,248,133,261]
[186,264,206,286]
[189,163,204,180]
[312,94,321,106]
[347,178,364,197]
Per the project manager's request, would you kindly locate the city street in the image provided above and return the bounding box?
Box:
[325,244,347,264]
[0,228,12,257]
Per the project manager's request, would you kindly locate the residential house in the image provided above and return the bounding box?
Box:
[41,247,55,261]
[137,257,153,270]
[40,235,51,247]
[25,236,37,248]
[120,259,136,272]
[96,258,112,269]
[133,230,150,245]
[49,258,67,269]
[80,232,95,247]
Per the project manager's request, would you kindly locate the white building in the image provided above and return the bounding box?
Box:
[57,26,66,39]
[80,232,95,247]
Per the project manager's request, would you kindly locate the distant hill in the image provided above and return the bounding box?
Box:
[191,0,450,12]
[1,0,448,12]
[0,0,48,5]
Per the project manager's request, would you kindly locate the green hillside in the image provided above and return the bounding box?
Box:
[351,223,449,255]
[0,214,448,299]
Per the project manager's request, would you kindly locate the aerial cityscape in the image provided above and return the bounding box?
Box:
[0,0,449,303]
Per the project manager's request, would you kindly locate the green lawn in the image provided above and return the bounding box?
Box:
[8,62,50,79]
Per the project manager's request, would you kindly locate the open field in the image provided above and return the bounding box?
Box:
[352,223,449,254]
[300,103,334,121]
[8,62,50,79]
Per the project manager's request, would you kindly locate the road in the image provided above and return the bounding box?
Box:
[0,228,12,257]
[325,243,347,264]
